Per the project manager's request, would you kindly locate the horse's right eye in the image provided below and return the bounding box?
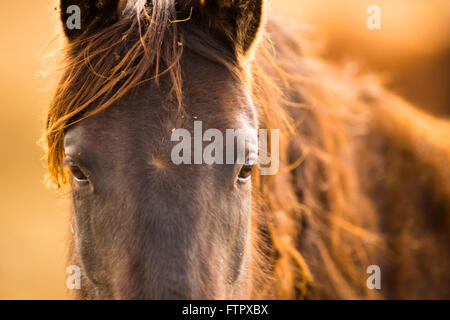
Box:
[69,164,88,182]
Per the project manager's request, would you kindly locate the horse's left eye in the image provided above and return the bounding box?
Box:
[238,163,254,182]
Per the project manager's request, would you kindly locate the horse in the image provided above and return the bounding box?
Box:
[45,0,450,299]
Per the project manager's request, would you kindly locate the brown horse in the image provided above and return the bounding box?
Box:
[45,0,450,299]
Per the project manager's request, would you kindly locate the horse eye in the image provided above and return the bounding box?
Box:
[238,163,254,182]
[69,164,88,182]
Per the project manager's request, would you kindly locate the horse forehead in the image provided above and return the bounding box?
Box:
[66,60,257,153]
[102,84,255,137]
[67,97,255,155]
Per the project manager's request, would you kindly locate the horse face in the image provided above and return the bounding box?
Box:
[64,49,259,299]
[57,0,265,300]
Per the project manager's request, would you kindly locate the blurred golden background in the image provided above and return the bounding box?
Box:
[0,0,448,299]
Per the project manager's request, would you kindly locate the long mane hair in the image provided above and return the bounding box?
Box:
[45,1,450,299]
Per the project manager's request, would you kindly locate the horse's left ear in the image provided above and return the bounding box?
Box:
[183,0,265,58]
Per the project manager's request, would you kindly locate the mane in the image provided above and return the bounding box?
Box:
[46,2,447,299]
[250,26,384,298]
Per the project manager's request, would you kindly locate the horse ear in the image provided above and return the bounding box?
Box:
[60,0,122,41]
[183,0,265,57]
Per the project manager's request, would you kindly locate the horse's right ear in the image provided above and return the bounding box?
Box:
[60,0,121,41]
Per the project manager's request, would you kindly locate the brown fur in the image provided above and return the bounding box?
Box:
[45,1,450,299]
